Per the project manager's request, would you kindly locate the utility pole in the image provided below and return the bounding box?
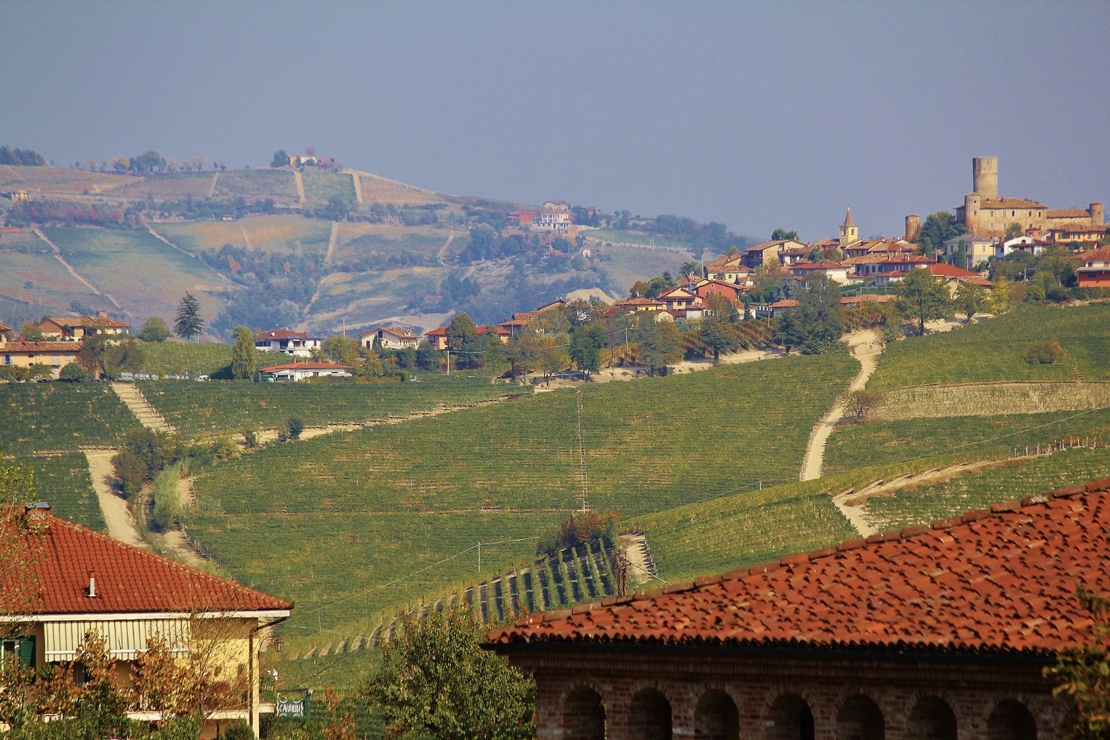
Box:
[446,350,450,375]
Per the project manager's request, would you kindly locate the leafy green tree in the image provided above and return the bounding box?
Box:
[174,293,204,341]
[364,609,535,740]
[318,335,361,367]
[896,268,951,335]
[230,326,257,379]
[271,149,290,167]
[699,295,739,362]
[915,211,966,255]
[841,389,884,420]
[771,228,799,241]
[138,316,171,343]
[286,417,304,440]
[568,323,607,374]
[774,310,805,353]
[794,274,845,353]
[634,316,681,374]
[58,362,88,382]
[446,313,479,351]
[1004,221,1024,240]
[1045,586,1110,740]
[954,282,986,322]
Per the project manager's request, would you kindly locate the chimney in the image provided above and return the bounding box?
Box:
[88,570,97,598]
[98,310,109,319]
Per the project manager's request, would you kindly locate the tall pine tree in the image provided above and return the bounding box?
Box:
[174,293,204,341]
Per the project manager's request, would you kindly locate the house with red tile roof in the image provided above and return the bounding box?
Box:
[257,360,352,382]
[741,239,805,269]
[424,324,510,351]
[2,339,82,378]
[789,260,849,285]
[359,326,421,350]
[1076,245,1110,289]
[35,313,131,341]
[253,328,322,357]
[702,254,753,286]
[1,504,291,736]
[926,263,992,293]
[693,279,744,304]
[490,479,1110,740]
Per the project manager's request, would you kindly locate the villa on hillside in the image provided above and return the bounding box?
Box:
[702,254,753,286]
[1,330,82,378]
[1,503,291,737]
[1077,245,1110,288]
[34,313,131,341]
[360,326,421,350]
[789,260,850,285]
[490,479,1110,740]
[424,324,511,351]
[254,329,322,357]
[257,360,351,382]
[742,239,805,268]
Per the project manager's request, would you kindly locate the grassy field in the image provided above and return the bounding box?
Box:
[137,342,231,377]
[138,375,526,436]
[212,169,298,200]
[0,165,135,195]
[302,171,357,203]
[335,226,452,264]
[103,173,214,200]
[863,445,1110,531]
[868,304,1110,391]
[0,383,140,455]
[156,215,332,256]
[192,355,857,517]
[357,172,441,206]
[825,408,1110,474]
[28,453,106,532]
[40,228,228,322]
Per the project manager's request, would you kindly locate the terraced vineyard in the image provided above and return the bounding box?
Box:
[302,170,357,203]
[0,383,140,455]
[155,215,332,255]
[825,407,1110,473]
[139,376,525,436]
[868,303,1110,391]
[212,169,298,200]
[28,453,106,532]
[137,342,231,377]
[104,172,214,199]
[191,354,858,516]
[863,444,1110,531]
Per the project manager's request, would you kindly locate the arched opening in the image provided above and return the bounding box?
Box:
[564,687,606,740]
[908,697,957,740]
[988,701,1036,740]
[629,688,672,740]
[837,695,884,740]
[768,694,815,740]
[695,689,739,740]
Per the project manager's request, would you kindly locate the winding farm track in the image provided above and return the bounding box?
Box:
[82,448,149,549]
[799,331,881,482]
[346,170,363,203]
[293,170,307,203]
[33,228,123,310]
[147,226,197,258]
[207,172,219,197]
[325,221,339,265]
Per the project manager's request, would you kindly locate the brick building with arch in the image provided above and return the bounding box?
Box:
[489,480,1110,740]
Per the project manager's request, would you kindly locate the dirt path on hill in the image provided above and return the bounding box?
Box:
[83,448,149,549]
[437,231,456,262]
[325,221,339,265]
[799,331,881,481]
[346,170,363,203]
[33,228,123,310]
[147,226,196,259]
[239,222,253,250]
[111,382,175,432]
[829,457,1017,536]
[294,170,307,203]
[207,172,219,197]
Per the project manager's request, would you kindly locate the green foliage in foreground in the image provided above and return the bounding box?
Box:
[191,354,858,516]
[138,375,523,437]
[366,609,534,740]
[825,408,1110,474]
[27,453,106,532]
[868,303,1110,391]
[864,445,1110,532]
[0,384,140,455]
[137,342,230,377]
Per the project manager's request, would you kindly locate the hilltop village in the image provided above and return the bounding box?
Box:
[3,153,1110,740]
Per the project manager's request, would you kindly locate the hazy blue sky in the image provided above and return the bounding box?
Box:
[2,1,1108,241]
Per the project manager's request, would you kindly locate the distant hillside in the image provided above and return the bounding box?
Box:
[0,163,754,337]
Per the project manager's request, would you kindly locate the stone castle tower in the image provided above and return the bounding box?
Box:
[972,157,999,200]
[839,208,859,246]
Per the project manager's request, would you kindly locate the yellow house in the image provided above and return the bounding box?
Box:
[1,337,82,378]
[1,504,292,738]
[35,313,131,341]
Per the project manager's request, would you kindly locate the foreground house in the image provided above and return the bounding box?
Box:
[254,329,322,357]
[257,360,351,382]
[1,504,292,737]
[1077,245,1110,289]
[490,479,1110,740]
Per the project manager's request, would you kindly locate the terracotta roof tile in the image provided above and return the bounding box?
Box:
[1,510,291,615]
[491,481,1110,656]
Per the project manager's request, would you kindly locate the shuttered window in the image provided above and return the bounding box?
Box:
[44,620,189,662]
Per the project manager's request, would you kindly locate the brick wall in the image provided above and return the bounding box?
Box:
[508,647,1069,740]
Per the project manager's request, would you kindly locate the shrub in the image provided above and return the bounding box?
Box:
[537,510,620,558]
[58,362,89,382]
[152,466,181,531]
[220,720,256,740]
[1025,340,1065,365]
[286,417,304,440]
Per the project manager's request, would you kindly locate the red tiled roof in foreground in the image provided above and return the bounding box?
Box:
[491,479,1110,656]
[1,509,291,615]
